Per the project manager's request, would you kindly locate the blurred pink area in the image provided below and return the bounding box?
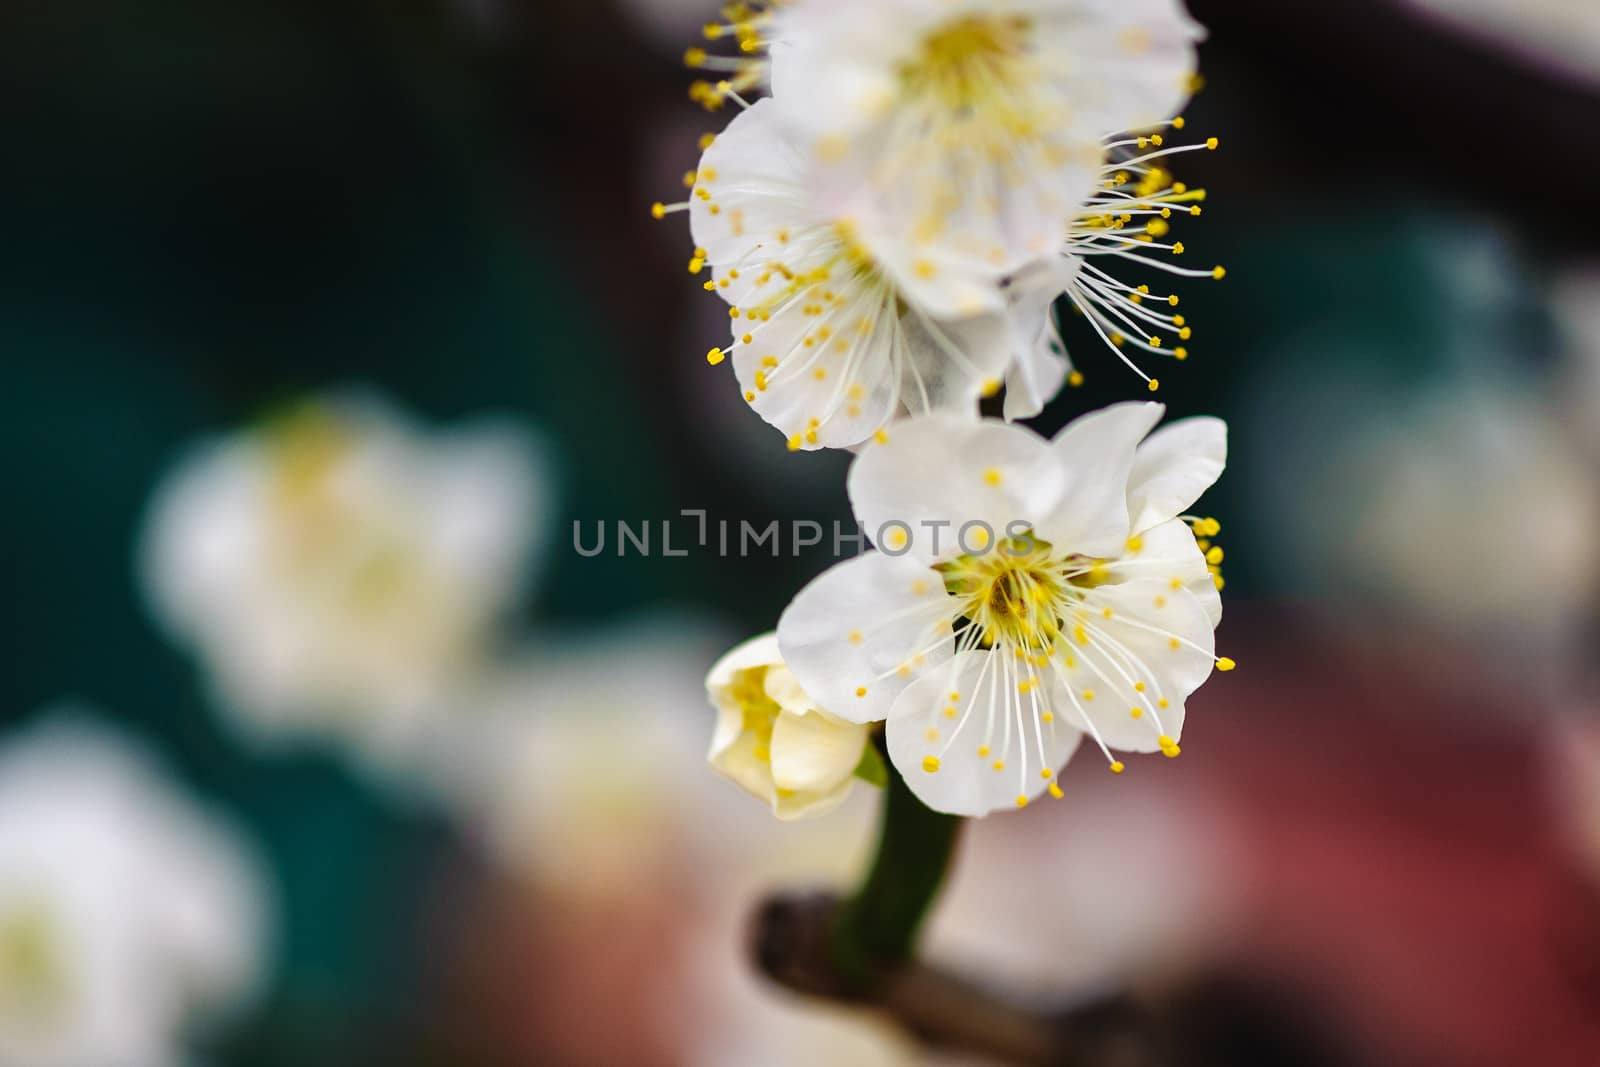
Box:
[419,605,1600,1066]
[1174,608,1600,1067]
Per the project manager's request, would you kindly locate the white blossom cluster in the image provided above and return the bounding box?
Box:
[676,0,1238,817]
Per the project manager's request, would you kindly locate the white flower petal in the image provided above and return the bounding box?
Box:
[887,650,1082,816]
[899,308,1016,417]
[769,0,1202,291]
[688,100,812,306]
[846,414,1060,563]
[1037,401,1164,556]
[1127,417,1227,534]
[778,551,955,724]
[706,632,784,694]
[1127,517,1219,626]
[1026,0,1205,137]
[1048,579,1214,753]
[731,290,901,450]
[769,706,871,794]
[708,722,783,803]
[1000,259,1079,421]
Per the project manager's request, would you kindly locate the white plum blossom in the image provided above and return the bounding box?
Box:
[676,99,1028,450]
[777,403,1230,816]
[706,633,873,820]
[0,714,269,1067]
[765,0,1205,294]
[139,392,548,773]
[667,11,1225,441]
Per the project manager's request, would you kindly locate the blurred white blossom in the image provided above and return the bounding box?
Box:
[432,618,737,894]
[431,616,908,1062]
[0,713,270,1067]
[1554,268,1600,460]
[139,392,549,774]
[1405,0,1600,83]
[1260,369,1599,661]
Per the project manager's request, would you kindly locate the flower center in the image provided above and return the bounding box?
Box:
[938,534,1088,651]
[901,15,1033,109]
[730,665,781,762]
[0,901,67,1021]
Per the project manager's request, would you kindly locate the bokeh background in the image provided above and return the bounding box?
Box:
[3,1,1599,1064]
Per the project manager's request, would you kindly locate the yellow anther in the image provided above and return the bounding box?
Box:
[1109,761,1126,775]
[848,630,863,644]
[1041,711,1054,723]
[922,756,940,773]
[980,378,1002,398]
[977,745,990,758]
[1172,116,1186,129]
[1205,136,1219,150]
[1206,546,1224,565]
[1082,690,1095,701]
[1131,708,1144,719]
[1212,266,1227,280]
[1216,657,1236,672]
[786,434,802,451]
[1068,370,1084,387]
[1171,242,1185,255]
[684,47,708,67]
[1174,347,1188,361]
[698,132,716,150]
[1164,745,1182,758]
[992,760,1005,771]
[1049,782,1065,799]
[706,347,725,366]
[1015,795,1029,808]
[1147,379,1161,392]
[874,429,890,445]
[983,467,1003,487]
[856,686,868,698]
[650,202,666,220]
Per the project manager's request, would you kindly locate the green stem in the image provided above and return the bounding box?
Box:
[829,738,964,991]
